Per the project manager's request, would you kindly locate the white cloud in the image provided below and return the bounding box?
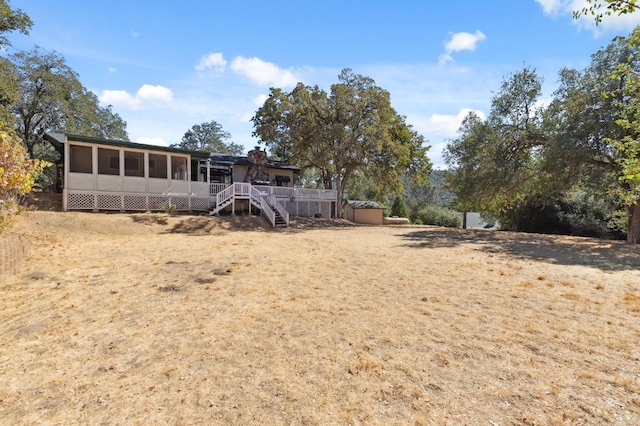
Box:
[417,108,487,136]
[136,84,173,102]
[108,67,116,73]
[438,53,454,66]
[535,0,563,16]
[535,0,640,33]
[238,112,254,122]
[99,89,141,110]
[195,52,227,72]
[253,93,268,106]
[445,30,487,53]
[99,84,173,110]
[439,30,487,65]
[230,56,299,88]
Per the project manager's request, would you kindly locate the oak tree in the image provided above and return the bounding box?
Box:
[252,68,431,215]
[444,67,550,231]
[171,120,243,154]
[11,47,128,159]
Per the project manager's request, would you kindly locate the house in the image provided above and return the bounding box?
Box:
[45,133,337,226]
[343,200,385,225]
[45,132,211,213]
[207,147,298,188]
[205,147,336,220]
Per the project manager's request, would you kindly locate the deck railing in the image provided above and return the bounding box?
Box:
[210,183,228,194]
[210,184,337,201]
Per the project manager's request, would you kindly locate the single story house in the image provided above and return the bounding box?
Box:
[45,132,211,212]
[45,133,337,226]
[343,200,385,225]
[207,148,298,187]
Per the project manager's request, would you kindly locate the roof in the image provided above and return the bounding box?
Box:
[44,133,211,158]
[344,200,385,209]
[209,153,300,171]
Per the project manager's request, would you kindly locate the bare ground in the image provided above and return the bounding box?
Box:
[1,210,640,425]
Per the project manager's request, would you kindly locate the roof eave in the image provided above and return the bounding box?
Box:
[45,133,210,158]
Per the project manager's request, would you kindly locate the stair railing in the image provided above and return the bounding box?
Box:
[250,185,276,226]
[266,194,289,226]
[211,184,234,215]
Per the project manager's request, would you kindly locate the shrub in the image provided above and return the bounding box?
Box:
[389,195,409,219]
[416,205,461,228]
[0,126,47,232]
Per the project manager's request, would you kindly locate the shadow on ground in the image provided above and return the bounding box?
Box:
[128,213,358,235]
[165,215,270,235]
[400,228,640,271]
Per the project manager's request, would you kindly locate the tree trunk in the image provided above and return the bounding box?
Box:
[336,180,344,220]
[627,201,640,244]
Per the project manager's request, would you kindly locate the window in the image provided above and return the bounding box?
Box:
[124,151,144,177]
[171,156,188,180]
[69,145,92,173]
[275,175,291,187]
[149,154,167,179]
[98,148,119,175]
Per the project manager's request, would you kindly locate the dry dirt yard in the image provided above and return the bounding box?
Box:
[1,210,640,425]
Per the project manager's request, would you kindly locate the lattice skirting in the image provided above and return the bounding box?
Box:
[280,199,333,218]
[66,191,211,212]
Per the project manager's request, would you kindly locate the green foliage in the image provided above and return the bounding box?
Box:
[252,68,431,212]
[390,195,409,219]
[10,47,128,159]
[573,0,639,24]
[0,56,18,124]
[498,189,625,239]
[444,67,548,231]
[416,205,461,228]
[172,120,244,154]
[404,170,454,222]
[571,0,640,243]
[162,203,177,215]
[546,29,640,242]
[0,0,32,48]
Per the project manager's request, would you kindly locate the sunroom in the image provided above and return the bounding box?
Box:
[45,133,211,212]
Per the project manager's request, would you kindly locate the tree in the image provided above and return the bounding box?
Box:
[0,56,18,124]
[0,1,31,123]
[546,30,640,243]
[570,1,640,242]
[573,0,639,24]
[614,35,640,242]
[390,195,409,218]
[252,68,431,215]
[444,67,550,231]
[0,0,32,48]
[10,47,128,159]
[172,120,243,154]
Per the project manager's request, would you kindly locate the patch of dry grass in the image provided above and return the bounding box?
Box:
[1,211,640,424]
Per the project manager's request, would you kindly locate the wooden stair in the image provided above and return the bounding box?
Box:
[209,183,289,227]
[274,210,287,226]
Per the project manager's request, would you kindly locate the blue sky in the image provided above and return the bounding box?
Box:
[7,0,640,168]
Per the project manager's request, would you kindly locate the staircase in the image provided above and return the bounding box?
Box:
[209,183,289,227]
[274,210,287,226]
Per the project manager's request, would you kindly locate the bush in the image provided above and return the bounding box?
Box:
[502,190,626,239]
[416,205,461,228]
[0,126,47,233]
[389,195,409,219]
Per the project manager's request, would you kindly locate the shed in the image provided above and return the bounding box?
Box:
[343,200,384,225]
